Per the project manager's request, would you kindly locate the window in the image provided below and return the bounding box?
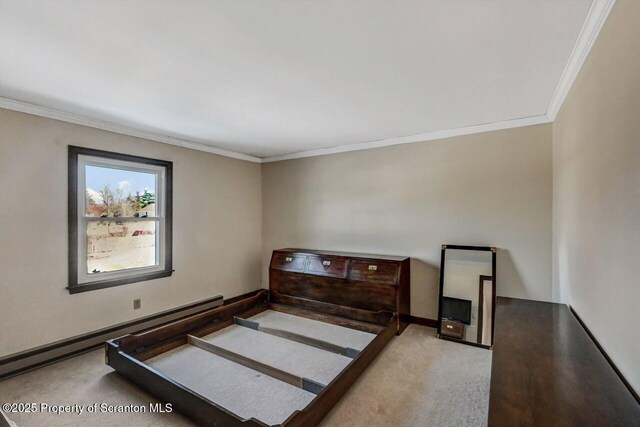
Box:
[68,146,172,293]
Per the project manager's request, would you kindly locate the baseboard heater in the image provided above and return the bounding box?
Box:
[0,293,235,380]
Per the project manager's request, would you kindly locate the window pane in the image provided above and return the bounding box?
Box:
[85,165,157,217]
[87,220,158,274]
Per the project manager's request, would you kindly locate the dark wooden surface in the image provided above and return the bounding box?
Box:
[409,316,438,328]
[440,319,464,339]
[276,248,408,261]
[0,411,10,427]
[283,317,398,427]
[223,289,266,306]
[489,297,640,427]
[477,274,494,345]
[570,307,640,404]
[349,260,399,284]
[307,255,350,278]
[269,303,387,335]
[270,249,410,333]
[116,291,268,354]
[270,292,392,327]
[106,250,407,426]
[272,272,397,312]
[106,342,267,427]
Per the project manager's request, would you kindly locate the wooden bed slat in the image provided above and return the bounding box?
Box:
[270,293,392,327]
[267,303,386,335]
[233,316,360,358]
[187,335,326,395]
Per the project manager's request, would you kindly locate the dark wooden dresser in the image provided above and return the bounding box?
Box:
[269,248,411,334]
[489,297,640,426]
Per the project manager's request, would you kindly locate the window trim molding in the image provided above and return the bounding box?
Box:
[68,145,173,294]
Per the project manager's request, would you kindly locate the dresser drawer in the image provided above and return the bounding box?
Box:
[306,256,349,278]
[271,253,307,272]
[348,261,399,284]
[441,320,465,339]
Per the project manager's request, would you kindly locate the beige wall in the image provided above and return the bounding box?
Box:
[553,0,640,394]
[0,109,262,357]
[262,124,553,319]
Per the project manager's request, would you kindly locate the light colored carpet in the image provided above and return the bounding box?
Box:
[248,310,375,351]
[320,325,491,427]
[147,344,314,426]
[0,325,490,426]
[201,325,352,385]
[0,348,194,427]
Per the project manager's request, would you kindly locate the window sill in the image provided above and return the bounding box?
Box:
[67,270,174,294]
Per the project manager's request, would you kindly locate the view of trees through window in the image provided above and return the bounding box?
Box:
[85,165,157,217]
[86,186,156,217]
[84,165,159,274]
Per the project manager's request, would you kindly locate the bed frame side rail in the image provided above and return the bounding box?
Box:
[105,341,268,427]
[283,314,398,426]
[114,290,268,356]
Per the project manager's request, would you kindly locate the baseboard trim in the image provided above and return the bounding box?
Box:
[409,316,438,328]
[570,306,640,404]
[0,294,232,380]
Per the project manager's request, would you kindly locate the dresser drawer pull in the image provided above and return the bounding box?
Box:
[285,257,293,262]
[368,265,378,271]
[322,260,331,266]
[446,325,453,329]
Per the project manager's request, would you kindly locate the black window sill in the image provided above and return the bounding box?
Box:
[67,270,174,294]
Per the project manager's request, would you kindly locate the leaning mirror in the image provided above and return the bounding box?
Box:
[437,245,496,348]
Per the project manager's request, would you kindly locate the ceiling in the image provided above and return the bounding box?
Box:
[0,0,595,160]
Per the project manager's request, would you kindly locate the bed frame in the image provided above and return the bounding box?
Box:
[106,249,410,426]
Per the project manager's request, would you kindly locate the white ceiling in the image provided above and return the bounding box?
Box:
[0,0,594,160]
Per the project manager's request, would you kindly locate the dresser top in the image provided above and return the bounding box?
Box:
[276,248,409,262]
[489,297,640,425]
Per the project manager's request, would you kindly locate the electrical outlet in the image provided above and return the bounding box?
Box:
[133,299,141,310]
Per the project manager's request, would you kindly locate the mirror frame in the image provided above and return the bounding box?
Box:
[437,244,497,349]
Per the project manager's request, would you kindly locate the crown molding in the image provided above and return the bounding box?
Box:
[0,3,613,164]
[2,97,551,165]
[0,97,262,163]
[546,0,615,120]
[262,114,551,163]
